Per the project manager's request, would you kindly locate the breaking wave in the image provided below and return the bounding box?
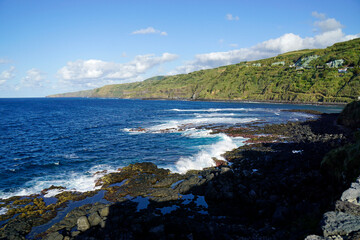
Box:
[0,165,118,199]
[171,133,246,173]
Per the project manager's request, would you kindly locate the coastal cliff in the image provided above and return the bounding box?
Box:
[49,38,360,104]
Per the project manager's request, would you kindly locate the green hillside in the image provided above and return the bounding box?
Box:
[49,38,360,103]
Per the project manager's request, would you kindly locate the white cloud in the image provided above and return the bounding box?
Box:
[229,43,238,48]
[226,14,239,21]
[18,69,46,89]
[0,66,15,85]
[0,58,10,64]
[312,11,326,20]
[314,18,343,33]
[57,53,178,88]
[312,12,344,33]
[131,27,168,36]
[170,14,360,74]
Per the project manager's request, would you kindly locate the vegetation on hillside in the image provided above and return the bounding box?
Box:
[49,38,360,103]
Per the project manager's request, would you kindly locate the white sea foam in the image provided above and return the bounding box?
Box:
[170,107,280,113]
[148,120,181,132]
[43,189,65,198]
[123,128,146,134]
[148,117,259,133]
[0,165,119,199]
[0,207,8,215]
[171,108,247,112]
[64,153,79,159]
[123,117,258,134]
[290,112,316,119]
[194,113,238,117]
[181,129,216,138]
[123,114,252,174]
[172,134,246,173]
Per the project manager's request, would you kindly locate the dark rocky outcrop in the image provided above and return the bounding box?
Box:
[337,101,360,129]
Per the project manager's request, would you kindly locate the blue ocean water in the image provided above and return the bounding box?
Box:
[0,98,343,199]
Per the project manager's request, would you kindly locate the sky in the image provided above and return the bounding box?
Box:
[0,0,359,97]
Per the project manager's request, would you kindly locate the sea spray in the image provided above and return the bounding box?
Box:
[0,165,118,199]
[147,117,259,133]
[172,133,246,173]
[0,207,7,215]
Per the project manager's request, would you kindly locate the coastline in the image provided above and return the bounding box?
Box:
[45,95,348,107]
[1,108,357,239]
[140,97,349,106]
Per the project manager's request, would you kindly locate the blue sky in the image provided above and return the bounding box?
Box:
[0,0,359,97]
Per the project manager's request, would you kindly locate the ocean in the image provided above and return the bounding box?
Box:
[0,98,343,200]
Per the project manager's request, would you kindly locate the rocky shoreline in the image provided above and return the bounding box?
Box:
[1,103,359,240]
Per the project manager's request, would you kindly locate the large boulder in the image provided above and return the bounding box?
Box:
[322,211,360,237]
[99,206,110,218]
[77,216,91,232]
[336,200,360,216]
[340,178,360,205]
[88,212,102,227]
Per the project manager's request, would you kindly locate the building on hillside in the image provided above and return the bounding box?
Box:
[271,61,285,66]
[338,68,348,73]
[295,55,319,68]
[326,59,345,68]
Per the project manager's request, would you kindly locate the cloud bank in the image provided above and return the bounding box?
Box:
[170,13,360,74]
[57,53,178,88]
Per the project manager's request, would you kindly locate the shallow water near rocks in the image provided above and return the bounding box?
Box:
[27,190,108,239]
[0,98,343,200]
